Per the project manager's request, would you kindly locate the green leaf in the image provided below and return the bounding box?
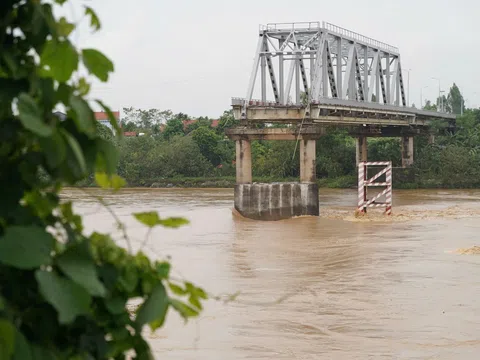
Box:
[95,172,126,191]
[41,40,79,82]
[35,78,56,112]
[118,265,138,293]
[168,283,187,296]
[56,83,73,104]
[84,6,101,31]
[77,78,91,96]
[12,330,33,360]
[95,100,121,136]
[158,217,190,228]
[38,130,66,168]
[62,130,87,175]
[189,295,202,310]
[135,283,169,331]
[156,262,171,278]
[82,49,114,82]
[57,17,75,37]
[30,345,57,360]
[0,319,15,359]
[133,212,189,229]
[169,299,199,321]
[17,93,52,137]
[35,270,91,324]
[95,138,119,174]
[56,241,106,297]
[133,212,160,228]
[69,94,96,136]
[0,296,4,310]
[105,297,126,315]
[0,226,54,269]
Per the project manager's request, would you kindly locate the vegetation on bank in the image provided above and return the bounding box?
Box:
[83,84,480,189]
[0,2,205,359]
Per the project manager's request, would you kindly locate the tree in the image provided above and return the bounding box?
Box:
[424,100,437,111]
[185,117,211,134]
[447,83,465,115]
[192,126,222,165]
[0,2,205,359]
[216,109,239,135]
[96,122,114,141]
[436,94,451,113]
[122,107,173,129]
[163,117,185,140]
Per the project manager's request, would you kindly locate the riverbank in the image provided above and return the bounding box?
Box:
[75,174,480,190]
[76,175,359,189]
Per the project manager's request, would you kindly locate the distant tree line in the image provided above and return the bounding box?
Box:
[89,83,480,188]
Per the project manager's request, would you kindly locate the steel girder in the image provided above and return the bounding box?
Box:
[245,22,406,108]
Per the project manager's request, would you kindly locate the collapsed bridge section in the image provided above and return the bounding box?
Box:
[227,21,457,221]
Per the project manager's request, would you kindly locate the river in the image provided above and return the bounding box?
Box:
[63,188,480,359]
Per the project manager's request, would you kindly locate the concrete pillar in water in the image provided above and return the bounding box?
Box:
[428,134,435,145]
[300,139,316,183]
[235,140,252,184]
[356,136,368,165]
[401,136,414,167]
[234,183,319,221]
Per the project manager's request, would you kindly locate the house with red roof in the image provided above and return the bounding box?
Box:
[94,111,120,132]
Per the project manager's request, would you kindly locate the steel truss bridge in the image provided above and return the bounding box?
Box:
[232,21,456,133]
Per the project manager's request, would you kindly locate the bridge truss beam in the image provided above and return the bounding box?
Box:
[245,22,406,107]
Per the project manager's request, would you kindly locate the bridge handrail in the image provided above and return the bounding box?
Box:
[260,22,321,32]
[322,22,399,54]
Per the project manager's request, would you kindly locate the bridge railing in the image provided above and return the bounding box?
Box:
[260,22,321,32]
[322,22,399,54]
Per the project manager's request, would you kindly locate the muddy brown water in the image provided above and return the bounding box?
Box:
[63,188,480,359]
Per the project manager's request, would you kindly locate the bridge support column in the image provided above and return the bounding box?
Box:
[235,140,252,184]
[227,127,323,221]
[401,136,414,167]
[356,136,368,165]
[300,139,316,183]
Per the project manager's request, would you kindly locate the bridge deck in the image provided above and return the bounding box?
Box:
[232,97,456,128]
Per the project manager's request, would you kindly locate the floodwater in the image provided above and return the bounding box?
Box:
[63,188,480,359]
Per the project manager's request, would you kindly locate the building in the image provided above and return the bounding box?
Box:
[94,111,120,132]
[53,111,67,121]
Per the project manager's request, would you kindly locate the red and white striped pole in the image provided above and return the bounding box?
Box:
[358,161,366,213]
[385,163,392,215]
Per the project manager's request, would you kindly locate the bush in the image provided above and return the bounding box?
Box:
[0,2,205,358]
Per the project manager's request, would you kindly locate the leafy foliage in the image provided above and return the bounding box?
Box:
[110,89,480,189]
[0,2,206,359]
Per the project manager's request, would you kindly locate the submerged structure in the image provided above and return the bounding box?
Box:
[226,22,456,220]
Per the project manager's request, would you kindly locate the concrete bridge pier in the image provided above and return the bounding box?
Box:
[356,136,368,165]
[227,127,322,221]
[401,136,414,167]
[235,139,252,183]
[300,139,316,183]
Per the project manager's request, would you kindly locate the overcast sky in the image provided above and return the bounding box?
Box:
[73,0,479,118]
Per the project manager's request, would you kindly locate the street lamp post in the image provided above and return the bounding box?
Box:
[431,77,441,112]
